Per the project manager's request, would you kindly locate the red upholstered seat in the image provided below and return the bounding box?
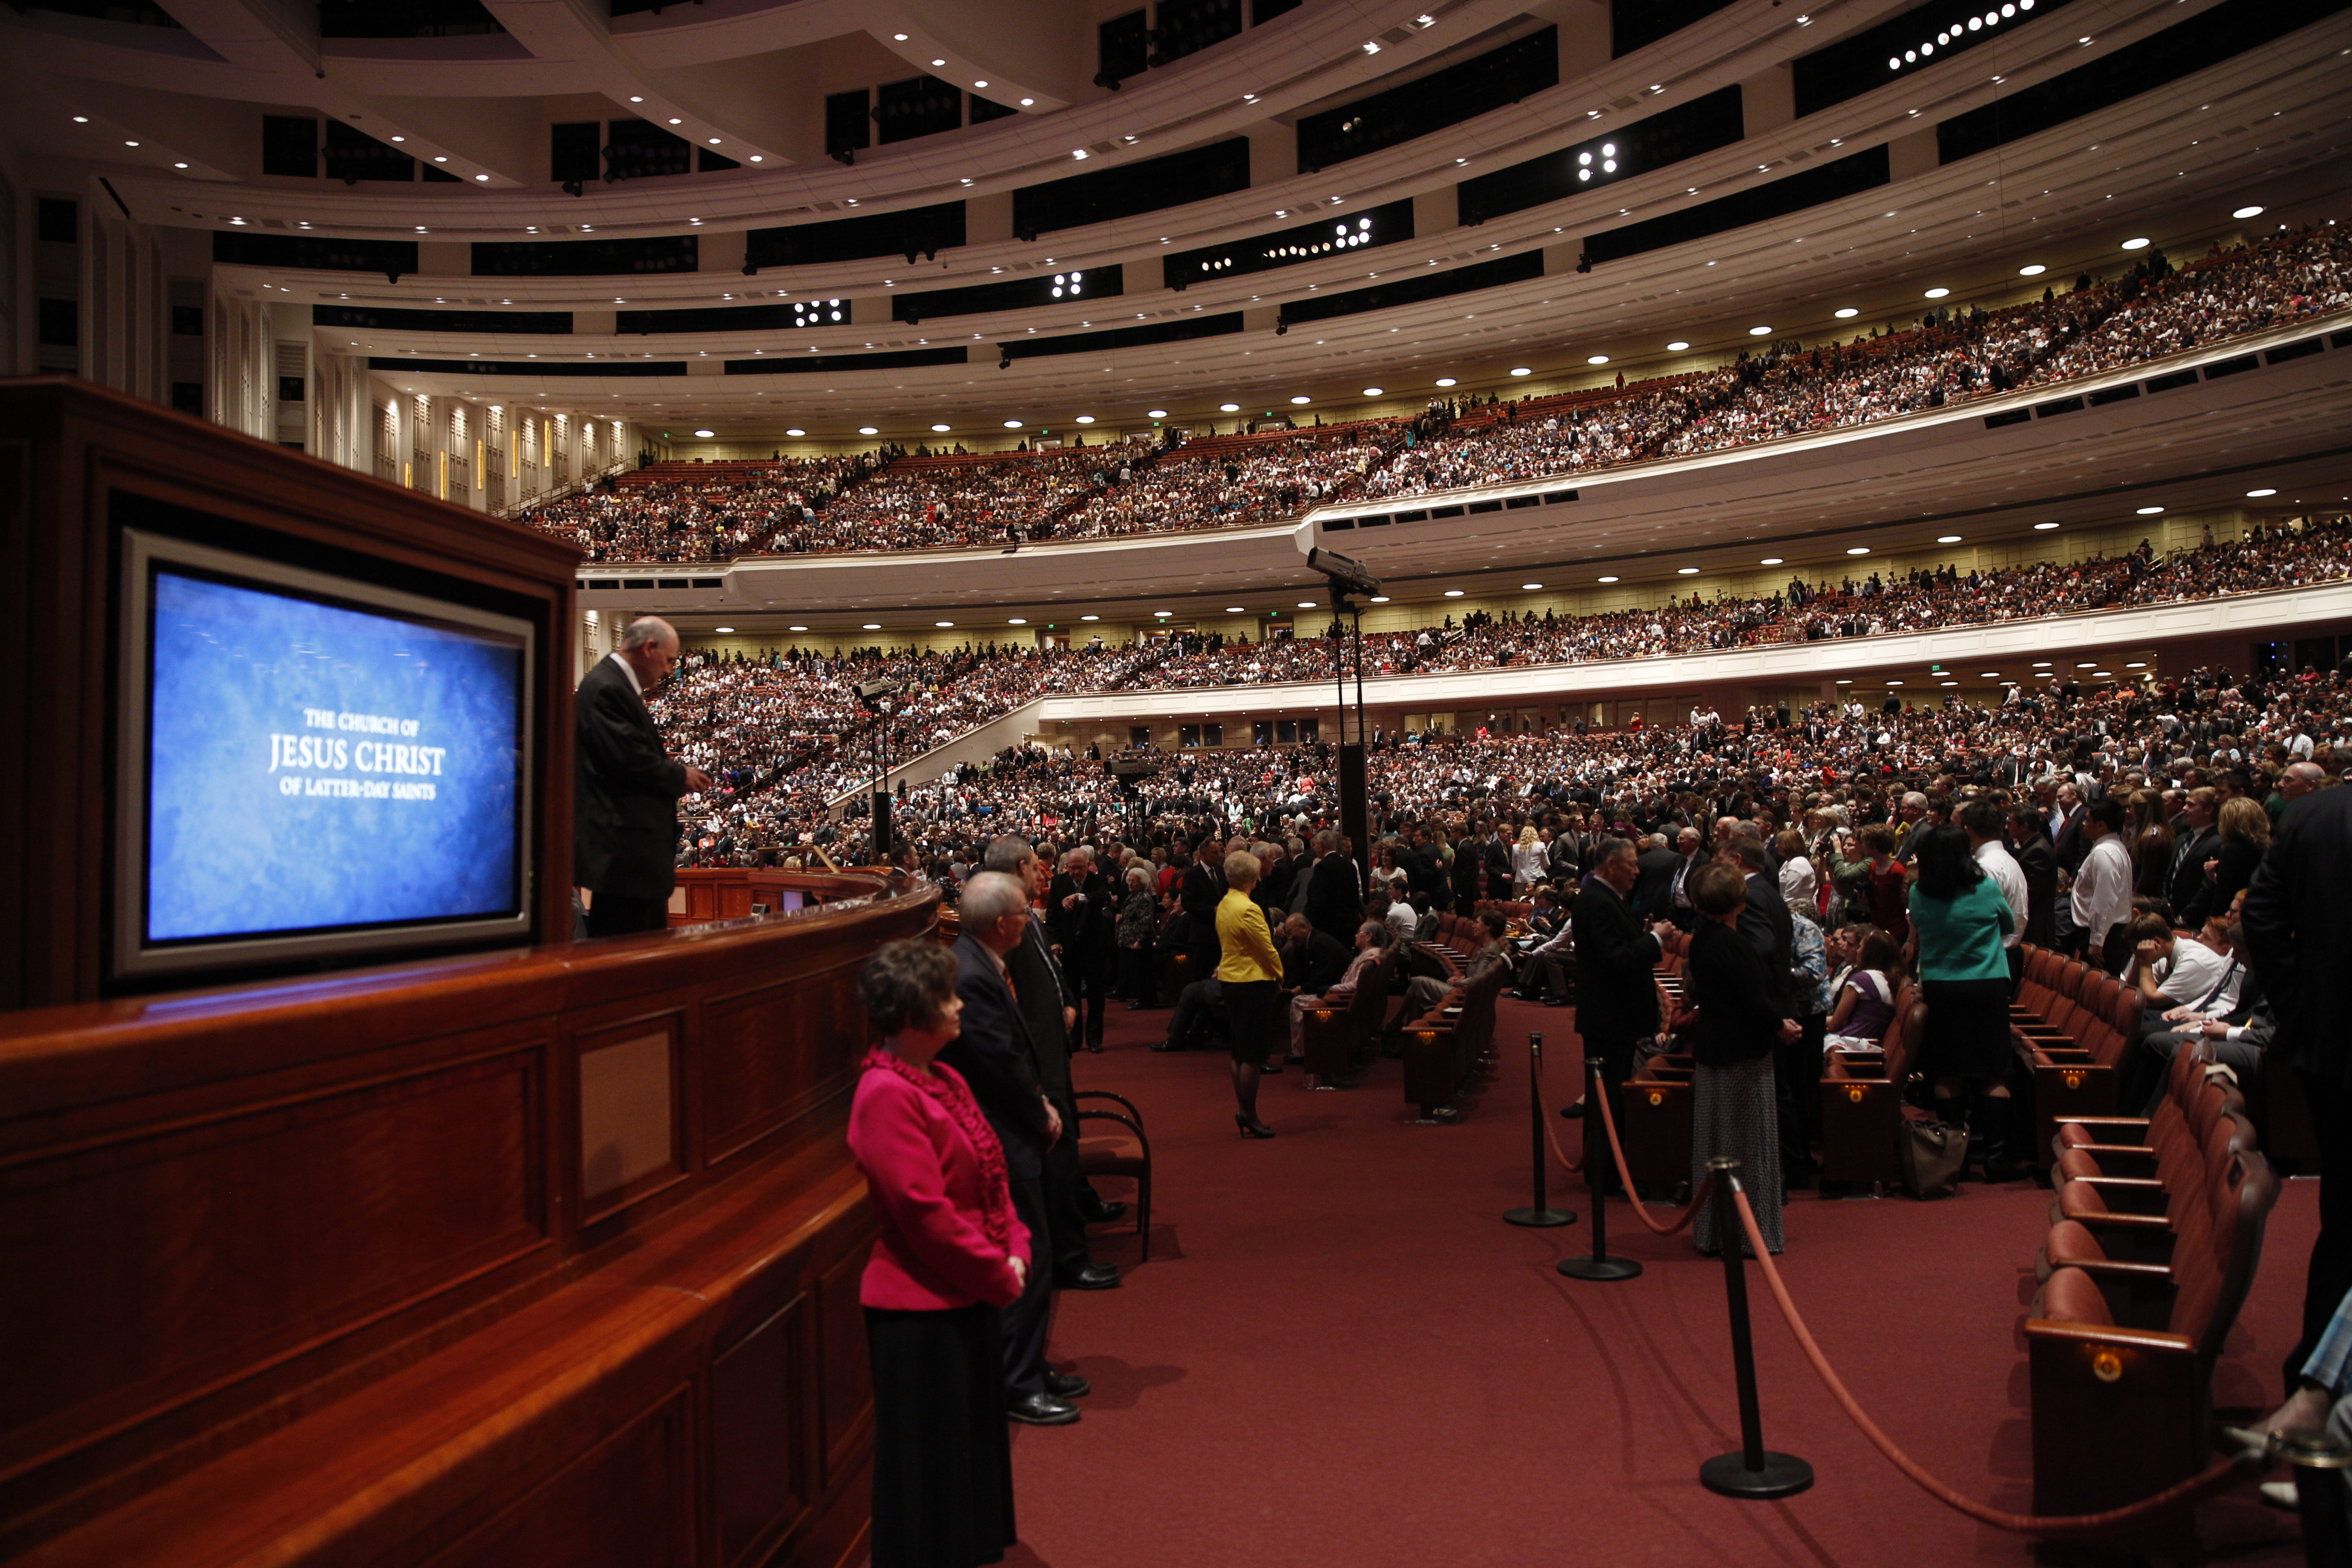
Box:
[1075,1091,1154,1262]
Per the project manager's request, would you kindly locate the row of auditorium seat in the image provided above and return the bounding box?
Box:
[2025,1045,2280,1526]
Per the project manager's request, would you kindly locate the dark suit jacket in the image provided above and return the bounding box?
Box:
[1571,880,1661,1043]
[1739,872,1797,1016]
[2013,833,2059,947]
[1686,919,1782,1069]
[1286,928,1351,994]
[1007,917,1075,1112]
[2051,808,2089,875]
[2166,826,2219,917]
[2243,789,2351,1088]
[943,934,1051,1180]
[1047,868,1115,966]
[1448,841,1484,907]
[572,655,689,900]
[1631,845,1680,920]
[2186,836,2261,927]
[1305,854,1364,944]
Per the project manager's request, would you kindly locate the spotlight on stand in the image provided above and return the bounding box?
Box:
[854,678,902,711]
[1305,546,1382,601]
[1303,547,1380,855]
[851,678,903,861]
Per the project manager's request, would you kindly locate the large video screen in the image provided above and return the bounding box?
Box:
[118,531,533,979]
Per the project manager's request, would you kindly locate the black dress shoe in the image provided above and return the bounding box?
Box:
[1007,1393,1081,1426]
[1045,1371,1092,1399]
[1055,1261,1121,1290]
[1558,1101,1587,1119]
[1083,1200,1129,1224]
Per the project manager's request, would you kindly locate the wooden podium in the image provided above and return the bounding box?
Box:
[0,381,916,1568]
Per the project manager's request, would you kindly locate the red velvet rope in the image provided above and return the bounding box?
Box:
[1727,1186,2250,1533]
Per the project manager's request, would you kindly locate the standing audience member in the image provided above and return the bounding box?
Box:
[2009,805,2059,947]
[2187,796,2270,925]
[2242,783,2352,1398]
[943,872,1081,1428]
[1560,838,1665,1166]
[1685,861,1793,1257]
[2071,798,2134,973]
[849,938,1028,1568]
[1219,850,1285,1137]
[1907,825,2022,1182]
[1115,865,1160,1008]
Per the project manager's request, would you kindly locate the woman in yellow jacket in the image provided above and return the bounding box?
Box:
[1217,849,1284,1138]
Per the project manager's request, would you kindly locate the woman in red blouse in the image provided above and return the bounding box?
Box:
[849,939,1032,1568]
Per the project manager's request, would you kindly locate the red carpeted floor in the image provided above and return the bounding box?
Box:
[1005,993,2319,1568]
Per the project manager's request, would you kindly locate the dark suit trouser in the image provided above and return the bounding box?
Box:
[2289,1068,2352,1390]
[585,894,668,937]
[1043,1135,1094,1281]
[1580,1028,1640,1193]
[1002,1173,1053,1402]
[1068,950,1110,1047]
[1780,1015,1825,1186]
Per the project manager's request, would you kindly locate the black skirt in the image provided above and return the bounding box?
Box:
[866,1302,1017,1568]
[1222,978,1279,1064]
[1918,977,2014,1081]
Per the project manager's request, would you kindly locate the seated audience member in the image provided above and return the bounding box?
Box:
[1822,930,1904,1051]
[1405,912,1514,1015]
[1277,913,1351,1064]
[2226,1280,2352,1517]
[2123,907,2236,1029]
[1287,921,1392,1062]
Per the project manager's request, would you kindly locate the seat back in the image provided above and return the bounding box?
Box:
[2168,1113,2277,1361]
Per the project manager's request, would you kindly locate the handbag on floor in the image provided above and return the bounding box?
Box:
[1897,1111,1968,1200]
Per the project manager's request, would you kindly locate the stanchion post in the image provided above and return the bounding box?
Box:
[1504,1032,1576,1228]
[2270,1430,2352,1568]
[1558,1055,1641,1281]
[1698,1158,1814,1499]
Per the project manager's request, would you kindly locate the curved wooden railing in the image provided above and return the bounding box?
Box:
[0,870,937,1568]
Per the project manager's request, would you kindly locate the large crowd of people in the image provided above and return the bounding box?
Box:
[517,225,2351,563]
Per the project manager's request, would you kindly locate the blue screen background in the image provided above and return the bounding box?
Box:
[146,570,523,943]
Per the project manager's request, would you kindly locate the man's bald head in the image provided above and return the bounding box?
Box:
[616,617,682,689]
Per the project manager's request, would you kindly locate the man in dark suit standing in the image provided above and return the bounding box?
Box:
[2242,787,2352,1394]
[2008,805,2059,949]
[1563,838,1664,1192]
[944,871,1085,1426]
[1303,829,1364,946]
[989,839,1120,1294]
[574,617,711,938]
[1631,833,1680,921]
[2166,788,2220,919]
[1046,845,1116,1053]
[1179,832,1226,981]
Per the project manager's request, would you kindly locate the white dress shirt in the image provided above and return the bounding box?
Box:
[2070,834,2133,949]
[1972,839,2028,951]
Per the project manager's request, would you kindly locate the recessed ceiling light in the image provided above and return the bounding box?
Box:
[2033,661,2051,668]
[858,425,879,435]
[1226,606,1247,613]
[785,428,806,436]
[1886,681,1903,687]
[1020,98,1036,106]
[173,161,188,169]
[1154,611,1172,618]
[1443,589,1465,596]
[1007,617,1026,625]
[1836,679,1852,685]
[1362,386,1384,396]
[788,625,808,632]
[1369,595,1390,603]
[1938,534,1963,544]
[930,423,951,433]
[1509,367,1532,376]
[629,95,644,101]
[2121,237,2149,250]
[1749,325,1773,336]
[1761,557,1784,566]
[1075,414,1096,424]
[2018,264,2047,277]
[1665,340,1692,351]
[2247,487,2276,497]
[2077,661,2097,669]
[931,57,945,65]
[1846,546,1870,555]
[1832,308,1859,319]
[1003,419,1022,428]
[71,115,88,123]
[1586,355,1609,366]
[1290,395,1311,405]
[1081,614,1100,621]
[714,625,734,633]
[2127,661,2148,669]
[1434,377,1457,387]
[974,80,988,88]
[1597,575,1619,583]
[1924,287,1950,299]
[1980,672,2001,678]
[2135,505,2164,515]
[2033,521,2059,531]
[1219,402,1241,412]
[1296,600,1316,608]
[936,620,955,628]
[892,32,907,40]
[863,623,880,630]
[693,428,715,437]
[1677,566,1700,575]
[1147,408,1168,417]
[2232,204,2264,220]
[389,135,404,142]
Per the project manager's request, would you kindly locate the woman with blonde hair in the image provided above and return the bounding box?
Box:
[2187,794,2270,924]
[1217,849,1284,1137]
[1511,823,1548,894]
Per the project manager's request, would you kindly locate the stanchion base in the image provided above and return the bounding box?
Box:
[1699,1451,1814,1499]
[1557,1254,1642,1281]
[1502,1207,1577,1228]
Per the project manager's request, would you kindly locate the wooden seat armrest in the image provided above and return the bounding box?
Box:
[2068,1144,2160,1169]
[2059,1117,2151,1141]
[2023,1318,2195,1354]
[2034,1049,2097,1066]
[2053,1256,2176,1286]
[2063,1205,2173,1231]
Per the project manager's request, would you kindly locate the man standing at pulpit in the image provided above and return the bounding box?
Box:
[575,616,713,937]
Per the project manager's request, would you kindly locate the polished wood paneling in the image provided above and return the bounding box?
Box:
[0,870,935,1568]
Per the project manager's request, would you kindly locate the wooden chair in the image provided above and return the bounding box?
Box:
[1074,1091,1152,1262]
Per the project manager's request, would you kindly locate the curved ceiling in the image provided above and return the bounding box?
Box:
[14,0,2349,435]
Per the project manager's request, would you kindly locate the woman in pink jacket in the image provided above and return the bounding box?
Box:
[849,939,1032,1568]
